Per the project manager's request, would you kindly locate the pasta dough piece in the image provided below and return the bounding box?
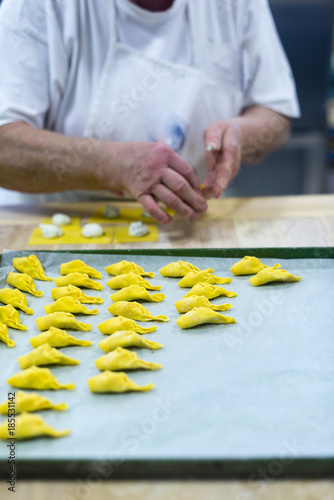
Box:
[98,330,163,353]
[35,312,92,332]
[0,413,70,440]
[0,288,33,314]
[0,322,15,348]
[60,260,102,279]
[54,273,103,290]
[159,261,213,278]
[0,391,67,414]
[107,273,161,291]
[175,296,233,314]
[18,344,80,369]
[95,346,162,371]
[30,327,93,348]
[178,271,232,288]
[44,297,98,315]
[7,366,75,390]
[176,307,236,329]
[0,305,27,331]
[108,301,169,322]
[88,371,154,393]
[110,285,165,303]
[51,284,104,304]
[105,260,155,278]
[98,316,157,335]
[184,283,237,299]
[230,256,281,276]
[249,267,302,286]
[13,255,52,281]
[7,272,43,297]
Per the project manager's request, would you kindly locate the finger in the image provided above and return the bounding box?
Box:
[137,193,172,225]
[203,121,224,151]
[151,184,200,221]
[203,128,240,198]
[161,170,207,214]
[167,149,201,191]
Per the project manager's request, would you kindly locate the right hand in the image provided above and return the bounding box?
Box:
[104,141,208,224]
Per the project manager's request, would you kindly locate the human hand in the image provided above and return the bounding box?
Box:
[111,141,207,224]
[202,120,242,199]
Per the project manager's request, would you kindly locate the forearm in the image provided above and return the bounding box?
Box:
[230,106,291,164]
[0,122,123,193]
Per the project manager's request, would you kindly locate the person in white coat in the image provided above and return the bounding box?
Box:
[0,0,300,223]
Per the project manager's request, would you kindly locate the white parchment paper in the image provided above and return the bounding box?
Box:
[0,250,333,463]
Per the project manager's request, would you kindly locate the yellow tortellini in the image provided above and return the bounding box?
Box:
[54,273,103,290]
[35,312,92,332]
[0,391,67,414]
[44,297,98,315]
[107,273,161,291]
[60,260,102,279]
[249,267,302,287]
[13,254,52,281]
[88,371,154,393]
[95,346,162,371]
[184,283,237,300]
[175,295,233,314]
[0,304,27,331]
[0,322,15,348]
[0,288,33,314]
[7,366,75,390]
[178,271,232,288]
[105,260,155,278]
[0,413,70,440]
[98,330,163,353]
[108,301,169,322]
[230,256,281,276]
[7,272,43,297]
[176,307,236,329]
[159,260,213,277]
[110,285,165,303]
[97,316,157,335]
[18,344,80,369]
[51,284,104,304]
[30,327,93,349]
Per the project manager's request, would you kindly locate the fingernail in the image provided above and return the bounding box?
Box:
[205,143,218,152]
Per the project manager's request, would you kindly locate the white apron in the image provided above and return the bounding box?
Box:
[84,0,249,181]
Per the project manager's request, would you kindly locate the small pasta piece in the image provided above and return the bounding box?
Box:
[60,260,101,279]
[0,391,67,414]
[176,307,236,329]
[95,347,162,371]
[7,366,75,390]
[88,371,154,393]
[7,272,43,297]
[51,284,104,304]
[54,273,103,290]
[0,413,70,440]
[18,344,80,369]
[108,301,169,322]
[98,330,163,353]
[110,285,165,303]
[30,327,93,348]
[44,297,98,315]
[97,316,157,335]
[35,312,92,332]
[13,255,52,281]
[105,260,155,277]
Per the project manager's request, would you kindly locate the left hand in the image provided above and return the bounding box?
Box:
[202,120,242,199]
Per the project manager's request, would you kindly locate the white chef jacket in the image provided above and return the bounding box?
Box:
[0,0,300,204]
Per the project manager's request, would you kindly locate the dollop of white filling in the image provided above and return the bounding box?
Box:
[141,210,151,219]
[39,223,63,239]
[104,204,120,219]
[52,213,71,226]
[129,221,149,238]
[81,223,104,238]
